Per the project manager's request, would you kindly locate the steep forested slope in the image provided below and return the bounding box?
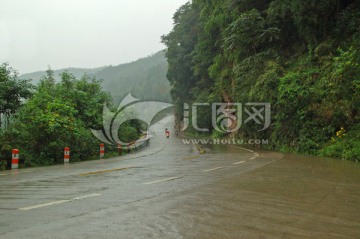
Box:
[97,51,171,104]
[162,0,360,160]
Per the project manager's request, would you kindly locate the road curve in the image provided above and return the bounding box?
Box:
[0,116,359,239]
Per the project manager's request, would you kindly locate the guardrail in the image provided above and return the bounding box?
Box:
[120,137,150,155]
[1,136,152,170]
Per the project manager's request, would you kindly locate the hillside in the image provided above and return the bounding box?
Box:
[20,67,106,84]
[162,0,360,161]
[20,51,171,104]
[97,51,171,104]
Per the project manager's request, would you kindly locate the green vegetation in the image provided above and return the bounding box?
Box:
[0,66,143,168]
[162,0,360,161]
[0,51,171,168]
[0,63,33,129]
[20,66,106,85]
[98,51,171,104]
[20,51,171,104]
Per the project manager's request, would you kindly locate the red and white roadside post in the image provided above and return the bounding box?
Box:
[100,143,105,158]
[11,149,19,169]
[64,147,70,164]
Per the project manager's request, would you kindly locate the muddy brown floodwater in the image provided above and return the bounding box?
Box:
[1,117,359,239]
[165,152,360,239]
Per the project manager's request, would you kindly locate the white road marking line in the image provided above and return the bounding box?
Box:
[143,176,182,185]
[19,200,71,211]
[70,193,101,200]
[202,167,224,172]
[18,194,102,211]
[231,146,255,153]
[233,161,246,165]
[249,157,256,160]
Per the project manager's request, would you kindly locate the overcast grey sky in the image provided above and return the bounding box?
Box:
[0,0,188,74]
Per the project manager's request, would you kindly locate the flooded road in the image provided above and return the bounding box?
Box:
[0,116,359,238]
[169,153,360,238]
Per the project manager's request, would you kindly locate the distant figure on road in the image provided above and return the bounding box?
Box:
[175,130,178,136]
[165,128,170,138]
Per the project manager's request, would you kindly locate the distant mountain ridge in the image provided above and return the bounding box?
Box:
[96,51,170,103]
[20,51,171,104]
[20,66,107,84]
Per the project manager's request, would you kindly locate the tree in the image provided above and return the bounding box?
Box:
[161,2,201,128]
[163,0,360,160]
[0,63,33,129]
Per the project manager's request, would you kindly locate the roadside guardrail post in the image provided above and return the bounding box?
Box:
[64,147,70,163]
[11,149,19,169]
[100,143,105,158]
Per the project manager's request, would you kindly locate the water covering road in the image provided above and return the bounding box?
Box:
[0,116,359,238]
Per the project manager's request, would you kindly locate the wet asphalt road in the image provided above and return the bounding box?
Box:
[0,116,359,239]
